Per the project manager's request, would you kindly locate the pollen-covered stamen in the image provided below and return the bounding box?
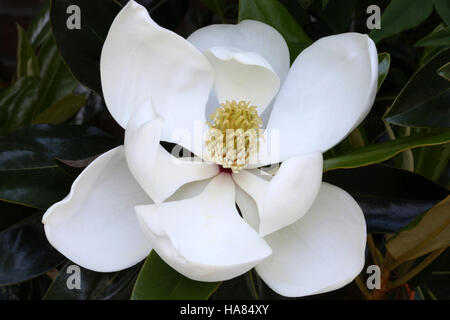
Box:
[206,100,262,173]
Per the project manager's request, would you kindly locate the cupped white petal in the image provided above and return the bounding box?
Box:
[204,47,280,113]
[235,183,260,232]
[125,101,219,205]
[100,0,214,145]
[266,33,378,162]
[136,173,272,282]
[233,152,323,236]
[42,146,152,272]
[255,182,367,297]
[188,20,290,82]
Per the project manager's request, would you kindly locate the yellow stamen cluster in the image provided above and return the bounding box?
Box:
[206,100,262,172]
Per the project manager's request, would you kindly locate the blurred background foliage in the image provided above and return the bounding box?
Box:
[0,0,449,300]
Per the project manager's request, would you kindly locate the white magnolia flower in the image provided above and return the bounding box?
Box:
[43,1,378,297]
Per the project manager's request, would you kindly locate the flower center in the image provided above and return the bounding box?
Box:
[205,100,262,173]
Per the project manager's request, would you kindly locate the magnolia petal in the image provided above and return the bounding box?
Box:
[255,183,367,297]
[100,0,214,145]
[262,153,322,235]
[204,47,280,113]
[125,101,219,205]
[232,170,268,228]
[187,20,290,82]
[42,146,152,272]
[136,173,272,282]
[233,152,323,236]
[235,183,260,232]
[266,33,378,162]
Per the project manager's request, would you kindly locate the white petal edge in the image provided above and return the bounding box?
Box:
[188,19,290,82]
[234,169,273,232]
[136,173,272,282]
[235,183,260,232]
[233,152,323,236]
[124,101,219,205]
[100,0,214,146]
[204,46,280,113]
[42,146,152,272]
[255,182,367,297]
[266,33,378,162]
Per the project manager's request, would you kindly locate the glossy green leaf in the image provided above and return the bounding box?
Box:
[0,76,40,135]
[1,21,76,134]
[131,251,220,300]
[44,261,141,300]
[378,52,391,90]
[201,0,226,21]
[32,93,86,125]
[27,0,51,48]
[238,0,312,62]
[0,124,119,208]
[415,26,450,47]
[324,165,449,234]
[438,62,450,81]
[16,24,40,79]
[0,201,38,232]
[319,0,357,34]
[0,214,66,286]
[0,124,119,170]
[0,274,54,300]
[119,0,190,30]
[414,127,450,184]
[410,248,450,300]
[416,142,450,183]
[50,0,192,94]
[323,130,450,171]
[387,195,450,261]
[297,0,313,9]
[211,271,258,300]
[0,167,73,209]
[418,24,447,66]
[50,0,122,94]
[34,36,78,118]
[369,0,435,43]
[384,49,450,128]
[435,0,450,26]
